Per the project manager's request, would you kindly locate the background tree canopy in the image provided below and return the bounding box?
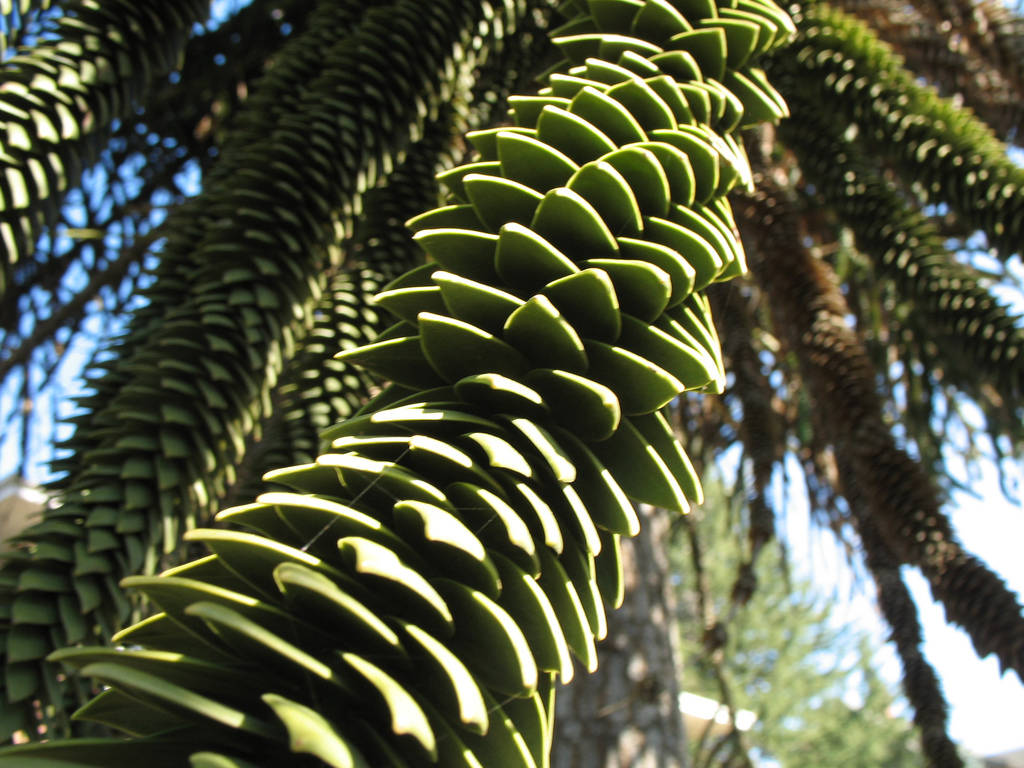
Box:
[677,477,925,768]
[0,0,1022,766]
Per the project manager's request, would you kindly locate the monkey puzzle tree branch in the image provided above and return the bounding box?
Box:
[840,469,964,768]
[741,175,1023,759]
[0,0,794,758]
[0,0,541,737]
[0,0,210,294]
[777,101,1024,407]
[708,281,782,606]
[777,3,1024,261]
[905,0,1024,102]
[749,176,1024,665]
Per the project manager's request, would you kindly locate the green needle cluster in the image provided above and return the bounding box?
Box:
[0,0,210,295]
[0,0,537,740]
[0,0,793,765]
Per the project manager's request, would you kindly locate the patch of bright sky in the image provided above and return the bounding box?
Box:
[209,0,256,28]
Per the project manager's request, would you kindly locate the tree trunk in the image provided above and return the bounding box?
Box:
[551,505,689,768]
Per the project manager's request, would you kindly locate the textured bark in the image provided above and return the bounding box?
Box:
[551,505,689,768]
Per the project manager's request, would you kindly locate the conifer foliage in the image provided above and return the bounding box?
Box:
[1,0,1023,766]
[0,0,793,764]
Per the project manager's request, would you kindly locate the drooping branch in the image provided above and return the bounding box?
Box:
[707,281,782,605]
[0,0,794,760]
[219,126,450,508]
[840,463,964,768]
[776,101,1024,453]
[221,0,371,153]
[832,0,1024,141]
[905,0,1024,102]
[740,174,1023,761]
[776,2,1024,260]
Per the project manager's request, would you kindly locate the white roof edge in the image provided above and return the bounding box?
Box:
[0,475,48,505]
[679,692,757,731]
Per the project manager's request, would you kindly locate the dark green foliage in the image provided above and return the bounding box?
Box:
[220,126,454,506]
[0,0,211,293]
[0,0,550,739]
[776,2,1024,261]
[3,0,1024,765]
[0,0,792,762]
